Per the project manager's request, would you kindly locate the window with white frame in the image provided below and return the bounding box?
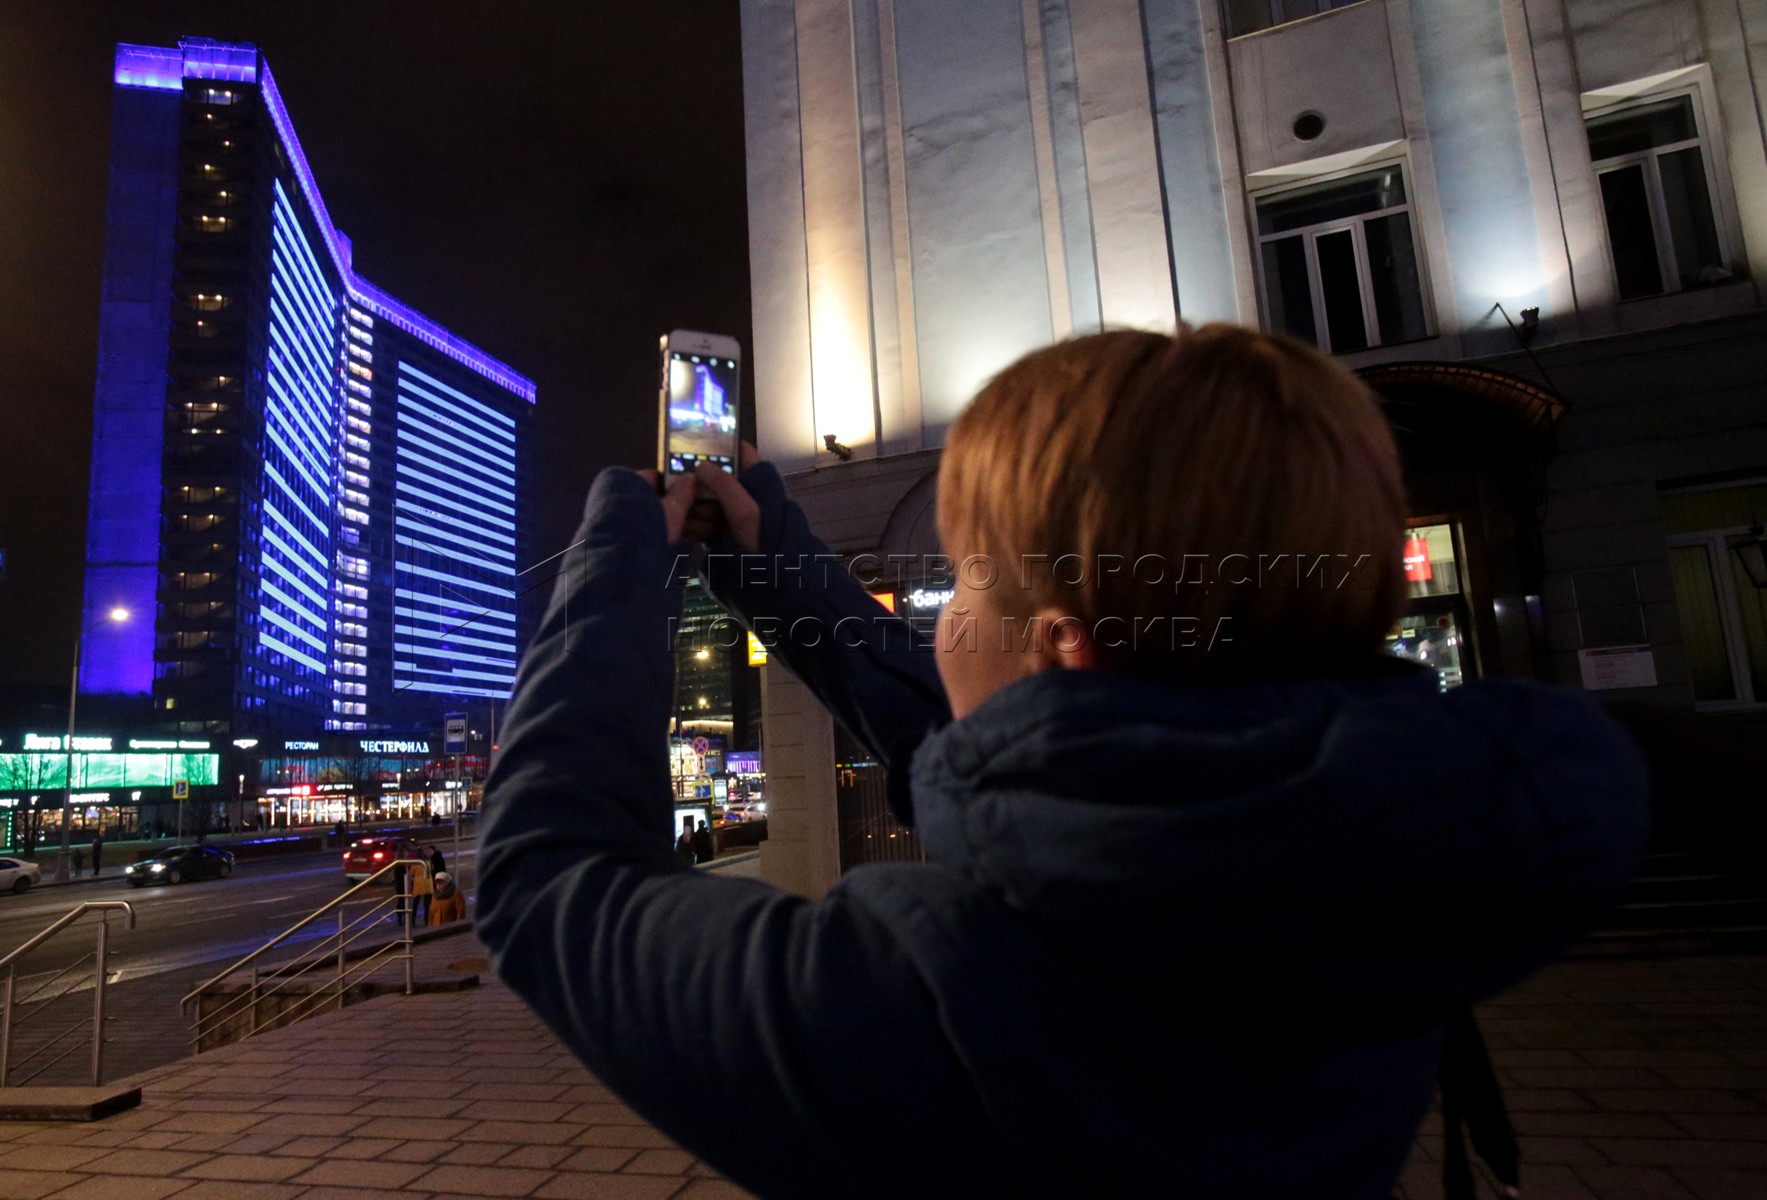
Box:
[1586,92,1732,300]
[1254,166,1430,354]
[1663,480,1767,708]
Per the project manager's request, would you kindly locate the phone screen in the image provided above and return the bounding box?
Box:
[663,350,740,475]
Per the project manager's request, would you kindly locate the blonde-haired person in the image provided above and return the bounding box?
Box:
[478,325,1647,1199]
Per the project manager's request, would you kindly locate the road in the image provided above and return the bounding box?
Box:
[0,843,478,1086]
[1,844,477,984]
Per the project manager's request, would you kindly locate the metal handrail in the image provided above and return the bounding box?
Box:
[183,861,417,1051]
[0,901,135,1087]
[181,861,408,1004]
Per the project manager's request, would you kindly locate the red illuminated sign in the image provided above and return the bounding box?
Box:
[1403,537,1433,583]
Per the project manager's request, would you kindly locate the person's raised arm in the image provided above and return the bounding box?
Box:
[690,456,950,799]
[476,467,990,1199]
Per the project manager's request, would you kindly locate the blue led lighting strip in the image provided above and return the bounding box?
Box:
[113,40,536,404]
[257,182,336,684]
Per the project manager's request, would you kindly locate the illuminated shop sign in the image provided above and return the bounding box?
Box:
[359,739,429,755]
[908,588,955,610]
[128,738,211,751]
[1403,537,1433,583]
[24,733,114,752]
[284,740,321,751]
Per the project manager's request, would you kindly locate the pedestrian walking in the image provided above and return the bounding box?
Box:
[674,820,697,866]
[410,858,433,924]
[72,845,85,876]
[91,832,105,877]
[426,843,446,879]
[429,871,465,925]
[476,325,1650,1199]
[691,818,714,866]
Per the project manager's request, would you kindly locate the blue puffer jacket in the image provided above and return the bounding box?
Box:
[477,463,1650,1199]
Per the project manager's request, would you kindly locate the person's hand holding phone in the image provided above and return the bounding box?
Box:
[643,442,762,549]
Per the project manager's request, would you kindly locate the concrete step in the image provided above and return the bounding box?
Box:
[0,1084,140,1122]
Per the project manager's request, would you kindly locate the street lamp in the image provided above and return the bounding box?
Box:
[57,607,130,883]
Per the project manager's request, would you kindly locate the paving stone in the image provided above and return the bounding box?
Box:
[409,1164,556,1196]
[252,1100,369,1116]
[288,1188,442,1200]
[269,1136,346,1157]
[77,1147,211,1176]
[380,1140,455,1163]
[1583,1088,1765,1114]
[673,1181,755,1199]
[0,1169,86,1200]
[345,1115,472,1141]
[499,1145,579,1170]
[245,1114,368,1137]
[454,1100,577,1123]
[39,1177,193,1199]
[1569,1164,1698,1198]
[557,1147,638,1173]
[172,1183,305,1200]
[573,1126,677,1150]
[620,1149,694,1175]
[1669,1112,1767,1139]
[152,1112,267,1135]
[287,1158,432,1188]
[1513,1136,1610,1166]
[1594,1138,1767,1168]
[563,1104,649,1126]
[1511,1110,1685,1138]
[440,1141,522,1165]
[1671,1166,1767,1200]
[458,1120,584,1145]
[179,1153,316,1182]
[172,1133,292,1156]
[0,1143,113,1170]
[326,1137,408,1161]
[533,1174,686,1200]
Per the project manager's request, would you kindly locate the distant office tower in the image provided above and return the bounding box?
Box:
[84,39,536,738]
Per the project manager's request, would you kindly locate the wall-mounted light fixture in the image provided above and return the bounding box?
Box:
[1731,524,1767,588]
[823,434,853,462]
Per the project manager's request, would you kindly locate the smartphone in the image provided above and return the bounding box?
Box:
[658,330,742,479]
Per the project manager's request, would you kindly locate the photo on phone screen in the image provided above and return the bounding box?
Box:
[662,343,740,476]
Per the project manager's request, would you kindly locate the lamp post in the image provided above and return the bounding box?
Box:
[57,607,130,883]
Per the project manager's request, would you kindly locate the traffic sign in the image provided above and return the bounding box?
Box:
[444,712,468,754]
[172,779,190,800]
[691,736,710,755]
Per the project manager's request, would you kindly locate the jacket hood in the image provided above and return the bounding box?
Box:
[908,667,1649,1028]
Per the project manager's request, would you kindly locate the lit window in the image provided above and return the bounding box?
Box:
[345,471,370,489]
[347,363,373,381]
[349,309,374,328]
[345,452,370,470]
[1663,480,1767,707]
[1586,92,1733,300]
[347,417,372,436]
[1223,0,1361,38]
[346,378,372,398]
[345,434,371,453]
[1255,166,1430,353]
[186,293,230,312]
[196,214,230,233]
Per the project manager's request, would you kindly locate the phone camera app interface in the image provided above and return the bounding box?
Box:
[667,352,738,473]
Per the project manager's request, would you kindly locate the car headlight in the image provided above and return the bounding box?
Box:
[149,864,166,872]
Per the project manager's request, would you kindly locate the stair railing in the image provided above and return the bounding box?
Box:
[0,901,136,1086]
[182,861,416,1053]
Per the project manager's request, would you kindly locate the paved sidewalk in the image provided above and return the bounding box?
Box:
[0,929,1761,1197]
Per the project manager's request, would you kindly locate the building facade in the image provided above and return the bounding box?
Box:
[83,39,535,749]
[738,0,1767,896]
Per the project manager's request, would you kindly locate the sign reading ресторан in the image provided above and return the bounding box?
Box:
[358,738,430,755]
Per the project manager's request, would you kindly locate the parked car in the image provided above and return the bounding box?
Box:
[126,845,235,887]
[342,836,422,883]
[718,802,767,825]
[0,857,42,895]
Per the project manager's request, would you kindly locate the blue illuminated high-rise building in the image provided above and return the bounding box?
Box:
[82,38,536,739]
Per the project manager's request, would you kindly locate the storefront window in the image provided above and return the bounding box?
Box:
[1402,523,1461,598]
[1387,612,1466,691]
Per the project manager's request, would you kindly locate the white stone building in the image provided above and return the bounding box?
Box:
[739,0,1767,897]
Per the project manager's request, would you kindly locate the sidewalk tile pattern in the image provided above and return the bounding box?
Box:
[1,930,1761,1198]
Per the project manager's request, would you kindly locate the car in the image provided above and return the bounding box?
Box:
[718,802,767,825]
[342,836,422,883]
[126,845,235,887]
[0,857,43,895]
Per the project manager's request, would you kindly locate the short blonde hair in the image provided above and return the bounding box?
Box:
[937,325,1408,680]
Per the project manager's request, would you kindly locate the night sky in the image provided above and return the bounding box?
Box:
[0,1,753,692]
